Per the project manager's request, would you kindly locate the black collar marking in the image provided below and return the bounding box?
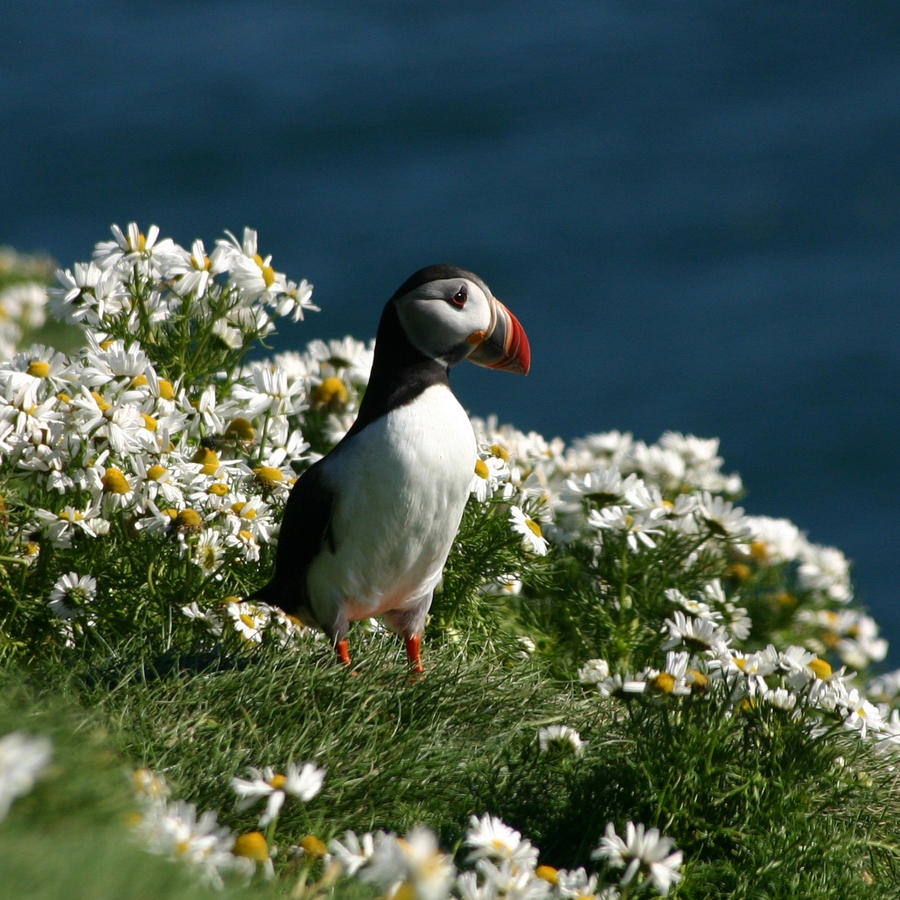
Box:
[345,298,450,439]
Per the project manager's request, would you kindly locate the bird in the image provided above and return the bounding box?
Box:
[253,264,530,672]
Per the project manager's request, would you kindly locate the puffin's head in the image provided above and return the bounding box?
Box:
[390,264,531,375]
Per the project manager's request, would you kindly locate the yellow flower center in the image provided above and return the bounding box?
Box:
[776,591,796,608]
[233,831,269,862]
[174,508,202,529]
[652,672,677,694]
[131,374,149,387]
[27,360,50,378]
[809,657,833,679]
[312,376,349,406]
[525,518,542,538]
[474,458,490,479]
[300,834,328,857]
[92,391,112,413]
[490,443,510,462]
[102,466,130,494]
[688,669,709,690]
[225,417,255,441]
[192,446,220,475]
[100,338,115,351]
[734,657,747,671]
[239,529,254,543]
[158,379,175,400]
[191,254,212,272]
[253,465,284,488]
[141,413,158,432]
[750,540,769,561]
[726,562,751,582]
[252,255,276,287]
[268,773,287,790]
[535,866,559,885]
[147,464,167,481]
[56,392,72,405]
[208,482,229,496]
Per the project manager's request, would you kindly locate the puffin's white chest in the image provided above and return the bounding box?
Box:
[307,384,476,621]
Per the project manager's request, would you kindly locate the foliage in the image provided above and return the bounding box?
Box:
[1,227,899,899]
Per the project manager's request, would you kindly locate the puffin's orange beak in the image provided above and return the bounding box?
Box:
[466,297,531,375]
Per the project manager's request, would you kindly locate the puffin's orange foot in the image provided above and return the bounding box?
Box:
[404,634,424,675]
[335,639,359,675]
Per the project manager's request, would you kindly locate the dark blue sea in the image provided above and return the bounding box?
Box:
[2,2,899,660]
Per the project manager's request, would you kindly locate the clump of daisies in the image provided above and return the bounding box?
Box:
[327,812,683,899]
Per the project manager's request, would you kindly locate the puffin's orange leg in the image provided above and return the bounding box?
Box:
[336,638,352,666]
[404,634,424,674]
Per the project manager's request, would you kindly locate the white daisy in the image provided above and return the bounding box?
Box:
[509,506,549,556]
[0,731,53,821]
[465,813,539,870]
[134,798,239,890]
[578,658,610,686]
[694,491,751,541]
[231,762,325,827]
[538,725,585,756]
[592,821,682,896]
[359,827,455,900]
[47,571,97,619]
[662,610,730,653]
[588,505,665,553]
[329,829,376,876]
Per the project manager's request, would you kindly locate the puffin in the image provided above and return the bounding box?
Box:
[254,264,530,672]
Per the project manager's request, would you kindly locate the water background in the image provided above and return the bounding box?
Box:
[3,2,899,661]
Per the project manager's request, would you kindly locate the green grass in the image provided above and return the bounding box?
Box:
[5,627,900,898]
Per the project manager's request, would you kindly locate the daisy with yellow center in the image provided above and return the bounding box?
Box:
[102,466,130,495]
[311,375,349,407]
[224,416,255,442]
[509,505,549,556]
[233,831,269,863]
[173,508,202,530]
[464,812,538,870]
[26,360,50,378]
[192,445,220,475]
[231,762,325,827]
[253,466,284,489]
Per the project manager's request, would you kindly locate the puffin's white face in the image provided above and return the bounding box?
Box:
[394,275,531,374]
[394,277,494,368]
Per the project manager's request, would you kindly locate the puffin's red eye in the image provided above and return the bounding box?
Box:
[450,285,468,308]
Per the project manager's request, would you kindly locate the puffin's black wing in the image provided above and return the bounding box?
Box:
[252,458,335,626]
